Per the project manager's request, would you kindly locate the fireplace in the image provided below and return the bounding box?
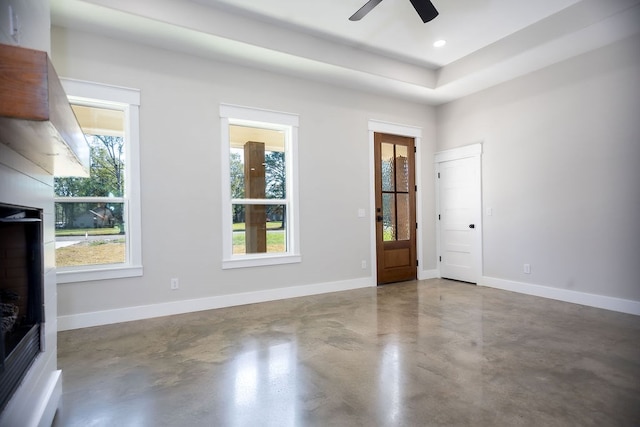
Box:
[0,43,88,425]
[0,203,44,413]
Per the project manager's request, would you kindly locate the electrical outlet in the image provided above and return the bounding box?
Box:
[523,264,531,274]
[361,260,367,269]
[170,278,179,290]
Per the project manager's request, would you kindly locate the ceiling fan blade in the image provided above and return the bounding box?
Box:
[349,0,384,21]
[408,0,439,23]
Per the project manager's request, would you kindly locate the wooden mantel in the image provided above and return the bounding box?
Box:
[0,43,89,177]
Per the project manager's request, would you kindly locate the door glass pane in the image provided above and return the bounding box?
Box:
[231,204,286,254]
[396,194,410,241]
[381,143,395,192]
[382,193,395,241]
[395,145,409,192]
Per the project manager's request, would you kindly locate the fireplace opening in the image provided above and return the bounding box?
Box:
[0,203,44,413]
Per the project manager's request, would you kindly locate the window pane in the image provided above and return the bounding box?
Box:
[382,193,395,241]
[72,104,124,137]
[381,143,394,192]
[265,151,286,199]
[395,145,409,193]
[232,204,286,254]
[55,201,126,267]
[54,104,127,269]
[57,105,126,198]
[396,193,410,241]
[54,133,126,197]
[229,125,286,200]
[222,104,299,267]
[229,149,245,199]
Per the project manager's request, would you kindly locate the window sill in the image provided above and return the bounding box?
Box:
[222,254,301,269]
[56,265,143,283]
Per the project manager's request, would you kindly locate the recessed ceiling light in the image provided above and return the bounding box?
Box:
[433,39,446,48]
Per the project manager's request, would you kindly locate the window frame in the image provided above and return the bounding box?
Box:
[220,104,301,269]
[56,79,143,283]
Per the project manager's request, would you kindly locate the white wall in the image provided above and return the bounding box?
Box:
[0,0,50,52]
[51,26,437,324]
[437,34,640,305]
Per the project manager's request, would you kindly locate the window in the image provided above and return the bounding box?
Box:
[55,79,142,282]
[220,104,300,269]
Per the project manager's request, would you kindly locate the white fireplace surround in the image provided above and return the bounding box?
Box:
[0,145,61,427]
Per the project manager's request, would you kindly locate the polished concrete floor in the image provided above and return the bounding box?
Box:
[53,279,640,426]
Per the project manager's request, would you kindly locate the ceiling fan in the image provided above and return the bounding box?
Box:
[349,0,439,23]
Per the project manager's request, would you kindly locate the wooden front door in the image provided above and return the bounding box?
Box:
[374,133,417,285]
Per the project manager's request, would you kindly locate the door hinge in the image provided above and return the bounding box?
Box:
[439,256,442,262]
[438,214,441,220]
[414,146,417,153]
[415,222,418,229]
[415,185,417,191]
[437,172,440,178]
[416,259,419,266]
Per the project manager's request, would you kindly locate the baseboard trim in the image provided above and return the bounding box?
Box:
[58,277,375,331]
[418,269,439,280]
[481,276,640,316]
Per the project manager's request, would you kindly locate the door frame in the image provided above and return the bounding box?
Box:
[434,143,483,283]
[368,120,423,285]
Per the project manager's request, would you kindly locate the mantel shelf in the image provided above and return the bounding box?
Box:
[0,43,89,177]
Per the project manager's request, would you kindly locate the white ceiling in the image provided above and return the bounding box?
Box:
[195,0,581,68]
[51,0,640,105]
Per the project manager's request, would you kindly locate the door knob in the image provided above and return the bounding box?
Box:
[376,215,383,222]
[469,224,475,229]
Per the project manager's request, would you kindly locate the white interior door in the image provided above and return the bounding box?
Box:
[436,147,482,283]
